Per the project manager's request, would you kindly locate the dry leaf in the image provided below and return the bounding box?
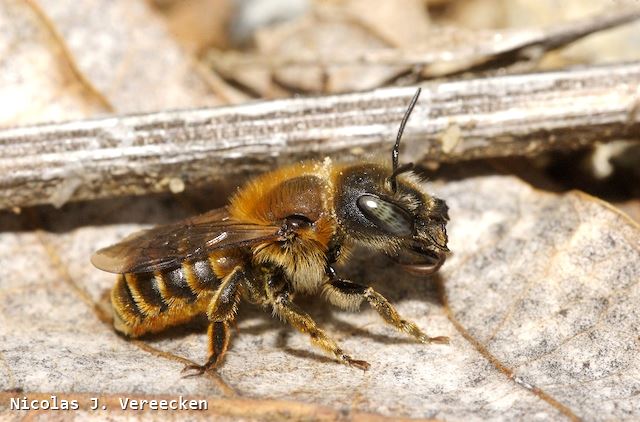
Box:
[0,0,237,127]
[344,0,431,48]
[258,13,402,93]
[217,0,427,95]
[1,175,638,420]
[0,0,108,127]
[441,177,640,419]
[210,4,640,94]
[444,0,640,67]
[156,0,235,55]
[34,0,224,111]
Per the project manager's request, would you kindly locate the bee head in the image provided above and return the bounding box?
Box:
[334,88,450,274]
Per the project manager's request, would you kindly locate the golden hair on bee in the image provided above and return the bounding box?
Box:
[92,88,450,374]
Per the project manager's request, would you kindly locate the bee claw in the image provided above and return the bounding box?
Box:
[344,356,371,371]
[415,333,450,345]
[428,336,449,344]
[181,363,209,378]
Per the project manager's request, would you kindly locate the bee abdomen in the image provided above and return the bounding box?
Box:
[187,259,220,294]
[112,259,220,322]
[112,274,147,323]
[154,266,199,305]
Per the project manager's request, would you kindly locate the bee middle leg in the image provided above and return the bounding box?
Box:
[271,290,370,370]
[182,266,245,377]
[323,276,449,345]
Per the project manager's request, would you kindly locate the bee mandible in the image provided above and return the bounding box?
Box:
[92,88,450,374]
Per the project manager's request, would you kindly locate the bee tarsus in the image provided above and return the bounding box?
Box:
[181,321,230,378]
[323,276,451,345]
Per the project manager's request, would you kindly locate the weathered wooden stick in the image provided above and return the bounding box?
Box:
[1,62,639,210]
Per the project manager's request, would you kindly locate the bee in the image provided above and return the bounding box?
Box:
[91,88,450,374]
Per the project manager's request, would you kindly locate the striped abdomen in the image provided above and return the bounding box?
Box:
[111,253,240,337]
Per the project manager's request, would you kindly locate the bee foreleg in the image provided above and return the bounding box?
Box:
[271,290,370,370]
[183,266,246,377]
[324,277,449,345]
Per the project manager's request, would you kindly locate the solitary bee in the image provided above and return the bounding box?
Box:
[91,89,450,374]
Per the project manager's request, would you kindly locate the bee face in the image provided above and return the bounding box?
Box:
[334,163,449,274]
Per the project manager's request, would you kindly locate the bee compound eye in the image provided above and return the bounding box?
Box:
[356,194,414,237]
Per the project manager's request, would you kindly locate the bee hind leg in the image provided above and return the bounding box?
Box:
[323,276,449,345]
[182,321,231,377]
[272,290,370,370]
[182,266,245,377]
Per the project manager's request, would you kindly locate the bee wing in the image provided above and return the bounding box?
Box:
[91,207,283,274]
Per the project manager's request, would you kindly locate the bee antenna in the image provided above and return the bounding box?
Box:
[389,88,421,192]
[390,162,415,180]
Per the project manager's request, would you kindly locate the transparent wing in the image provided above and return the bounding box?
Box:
[91,207,282,274]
